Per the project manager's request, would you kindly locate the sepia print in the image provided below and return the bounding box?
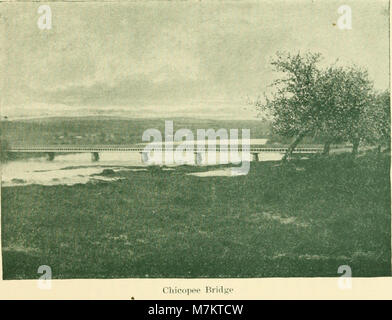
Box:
[0,0,390,281]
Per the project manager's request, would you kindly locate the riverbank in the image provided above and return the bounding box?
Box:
[1,152,390,278]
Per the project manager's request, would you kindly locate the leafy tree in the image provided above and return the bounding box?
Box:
[314,65,374,156]
[361,90,390,152]
[0,138,10,162]
[258,51,376,159]
[256,51,323,160]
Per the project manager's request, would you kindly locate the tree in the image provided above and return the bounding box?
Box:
[258,51,376,159]
[313,65,374,156]
[361,90,390,152]
[256,51,323,160]
[376,90,391,151]
[0,138,10,162]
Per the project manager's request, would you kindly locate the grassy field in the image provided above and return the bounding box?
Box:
[1,152,390,279]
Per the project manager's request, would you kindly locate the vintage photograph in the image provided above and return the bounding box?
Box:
[0,0,390,280]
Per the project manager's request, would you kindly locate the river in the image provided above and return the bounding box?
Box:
[2,139,285,186]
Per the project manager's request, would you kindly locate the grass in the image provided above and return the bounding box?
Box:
[1,152,390,279]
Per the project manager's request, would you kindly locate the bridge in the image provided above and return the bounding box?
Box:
[8,145,323,162]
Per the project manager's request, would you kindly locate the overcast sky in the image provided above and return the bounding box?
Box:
[1,0,389,119]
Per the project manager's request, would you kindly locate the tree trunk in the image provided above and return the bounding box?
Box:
[351,138,360,157]
[323,140,331,155]
[282,131,307,161]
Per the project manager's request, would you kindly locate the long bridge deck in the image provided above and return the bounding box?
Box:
[8,145,323,154]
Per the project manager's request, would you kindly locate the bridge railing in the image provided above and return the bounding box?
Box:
[8,145,324,153]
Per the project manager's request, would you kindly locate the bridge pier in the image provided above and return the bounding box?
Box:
[46,152,55,161]
[251,153,259,162]
[91,152,100,162]
[140,151,149,163]
[194,152,203,165]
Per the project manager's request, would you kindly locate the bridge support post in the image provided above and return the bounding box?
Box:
[46,152,55,161]
[140,151,149,163]
[251,153,259,162]
[91,152,100,162]
[194,152,203,165]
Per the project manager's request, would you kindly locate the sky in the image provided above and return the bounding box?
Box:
[1,0,390,120]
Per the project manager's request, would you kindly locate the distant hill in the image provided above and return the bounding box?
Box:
[1,116,271,146]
